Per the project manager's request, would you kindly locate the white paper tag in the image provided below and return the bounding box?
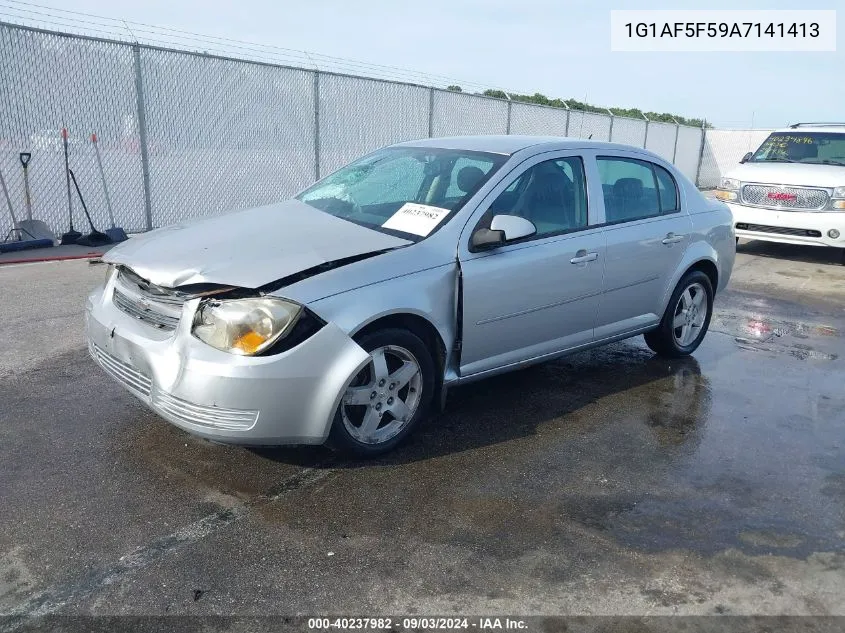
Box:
[381,203,450,237]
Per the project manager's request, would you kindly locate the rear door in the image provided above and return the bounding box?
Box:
[457,151,606,377]
[592,154,692,339]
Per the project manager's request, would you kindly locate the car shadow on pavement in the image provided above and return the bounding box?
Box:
[252,343,710,468]
[738,239,844,265]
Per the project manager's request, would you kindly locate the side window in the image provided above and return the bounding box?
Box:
[597,157,661,223]
[654,164,679,213]
[488,157,588,238]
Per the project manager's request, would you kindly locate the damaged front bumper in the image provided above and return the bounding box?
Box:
[85,277,370,445]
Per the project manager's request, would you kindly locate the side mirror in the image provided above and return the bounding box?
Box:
[470,214,537,250]
[491,214,536,240]
[740,152,752,164]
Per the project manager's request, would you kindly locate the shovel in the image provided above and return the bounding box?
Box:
[0,165,53,252]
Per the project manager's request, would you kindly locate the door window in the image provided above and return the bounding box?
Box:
[598,157,681,222]
[654,164,680,213]
[488,157,587,238]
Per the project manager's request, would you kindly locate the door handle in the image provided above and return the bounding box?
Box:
[662,232,685,245]
[570,250,599,264]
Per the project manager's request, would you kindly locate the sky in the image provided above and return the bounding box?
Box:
[11,0,844,128]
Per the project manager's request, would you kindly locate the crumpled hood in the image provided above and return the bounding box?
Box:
[726,162,845,188]
[103,199,411,289]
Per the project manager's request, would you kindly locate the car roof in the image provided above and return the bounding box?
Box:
[392,135,660,156]
[775,125,845,134]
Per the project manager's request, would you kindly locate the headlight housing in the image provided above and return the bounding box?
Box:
[831,186,845,210]
[715,177,740,202]
[104,263,116,285]
[192,296,302,356]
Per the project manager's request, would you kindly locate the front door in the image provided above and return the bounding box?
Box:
[458,152,606,377]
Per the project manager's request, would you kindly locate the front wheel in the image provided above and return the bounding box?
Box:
[327,328,435,457]
[644,271,714,358]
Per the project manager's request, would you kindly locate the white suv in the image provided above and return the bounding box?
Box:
[716,123,845,260]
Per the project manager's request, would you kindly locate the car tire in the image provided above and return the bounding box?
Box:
[326,328,435,457]
[644,270,714,358]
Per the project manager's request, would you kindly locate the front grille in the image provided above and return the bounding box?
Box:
[735,223,822,238]
[112,268,185,331]
[741,184,829,210]
[91,343,152,398]
[152,390,259,431]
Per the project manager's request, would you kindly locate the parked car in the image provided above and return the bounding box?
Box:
[86,136,735,455]
[716,123,845,259]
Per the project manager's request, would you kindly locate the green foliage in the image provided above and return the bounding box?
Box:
[447,86,709,128]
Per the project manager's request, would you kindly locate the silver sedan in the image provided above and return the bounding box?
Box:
[86,136,735,455]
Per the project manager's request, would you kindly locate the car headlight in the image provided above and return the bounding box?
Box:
[826,185,845,210]
[192,296,302,355]
[719,177,740,191]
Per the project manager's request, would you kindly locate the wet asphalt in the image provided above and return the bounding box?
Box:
[0,242,844,622]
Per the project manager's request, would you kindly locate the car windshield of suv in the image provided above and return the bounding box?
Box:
[297,147,506,241]
[750,132,845,166]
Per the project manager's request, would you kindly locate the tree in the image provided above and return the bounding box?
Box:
[456,85,711,127]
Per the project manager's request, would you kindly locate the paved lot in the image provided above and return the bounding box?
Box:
[1,242,844,625]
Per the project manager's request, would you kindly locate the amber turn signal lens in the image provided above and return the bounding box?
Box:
[233,330,268,354]
[715,190,737,201]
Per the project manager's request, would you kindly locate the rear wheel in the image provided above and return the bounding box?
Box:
[327,328,434,457]
[644,271,714,358]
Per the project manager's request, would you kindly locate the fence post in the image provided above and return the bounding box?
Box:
[606,108,614,142]
[313,71,321,180]
[506,100,512,135]
[428,87,435,137]
[564,100,571,137]
[132,44,153,231]
[671,117,680,163]
[694,123,707,188]
[642,113,650,149]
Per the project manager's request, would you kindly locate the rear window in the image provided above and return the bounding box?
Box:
[750,132,845,166]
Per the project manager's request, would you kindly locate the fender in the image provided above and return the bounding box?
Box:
[308,262,458,369]
[658,241,721,317]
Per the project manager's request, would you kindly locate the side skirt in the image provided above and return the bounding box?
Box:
[444,324,659,387]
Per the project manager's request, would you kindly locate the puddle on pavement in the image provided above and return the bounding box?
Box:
[251,335,845,562]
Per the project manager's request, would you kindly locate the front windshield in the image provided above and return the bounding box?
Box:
[297,147,506,240]
[750,132,845,166]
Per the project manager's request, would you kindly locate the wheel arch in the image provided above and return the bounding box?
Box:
[351,311,447,376]
[686,258,718,293]
[351,311,448,412]
[659,246,721,317]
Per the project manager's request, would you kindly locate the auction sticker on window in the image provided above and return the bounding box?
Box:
[382,203,450,236]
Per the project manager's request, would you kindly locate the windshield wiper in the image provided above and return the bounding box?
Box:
[757,158,801,163]
[817,159,845,166]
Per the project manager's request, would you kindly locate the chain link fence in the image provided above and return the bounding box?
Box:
[696,129,775,189]
[1,21,722,241]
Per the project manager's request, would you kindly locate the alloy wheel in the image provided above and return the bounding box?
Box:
[341,345,423,445]
[672,282,708,347]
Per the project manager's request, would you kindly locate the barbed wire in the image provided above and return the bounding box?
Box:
[0,0,507,93]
